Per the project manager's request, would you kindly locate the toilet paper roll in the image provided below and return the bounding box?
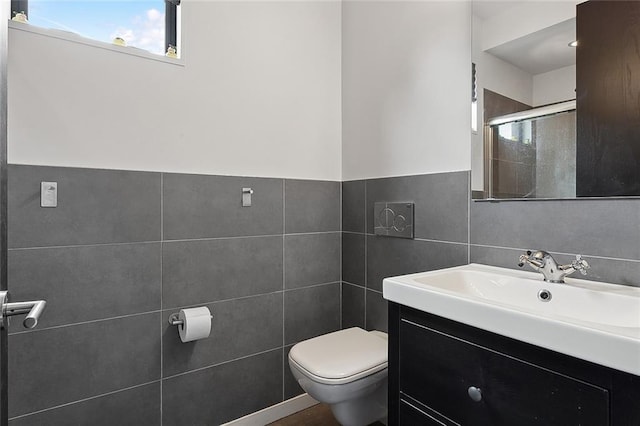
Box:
[178,307,212,343]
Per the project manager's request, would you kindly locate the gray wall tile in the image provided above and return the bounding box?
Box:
[342,180,366,233]
[9,313,161,418]
[8,243,161,331]
[163,236,283,308]
[163,174,283,240]
[470,244,640,287]
[468,244,525,271]
[575,257,640,287]
[285,180,340,233]
[342,232,365,286]
[285,233,341,289]
[284,283,341,345]
[8,165,161,248]
[365,290,388,333]
[163,293,283,377]
[162,349,282,426]
[6,164,348,424]
[283,345,304,400]
[366,172,469,243]
[470,199,640,260]
[367,236,468,291]
[342,283,365,329]
[9,383,160,426]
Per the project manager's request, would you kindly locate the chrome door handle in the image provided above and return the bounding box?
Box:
[0,291,46,329]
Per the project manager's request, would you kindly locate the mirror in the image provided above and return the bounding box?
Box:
[471,0,640,199]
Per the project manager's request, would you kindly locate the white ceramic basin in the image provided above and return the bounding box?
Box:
[383,263,640,376]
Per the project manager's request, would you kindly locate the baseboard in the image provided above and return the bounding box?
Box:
[222,393,319,426]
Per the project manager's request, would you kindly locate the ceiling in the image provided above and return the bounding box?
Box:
[486,18,576,75]
[473,2,577,75]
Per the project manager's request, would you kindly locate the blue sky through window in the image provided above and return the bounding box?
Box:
[27,1,166,55]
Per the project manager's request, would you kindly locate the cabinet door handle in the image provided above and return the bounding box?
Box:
[468,386,482,402]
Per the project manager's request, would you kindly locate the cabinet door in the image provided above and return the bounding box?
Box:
[399,320,610,425]
[399,399,458,426]
[576,0,640,196]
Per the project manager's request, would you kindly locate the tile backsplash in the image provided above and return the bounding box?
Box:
[7,164,341,425]
[6,164,639,424]
[342,171,640,333]
[341,171,470,333]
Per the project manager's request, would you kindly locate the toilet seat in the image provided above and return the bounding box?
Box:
[289,327,388,385]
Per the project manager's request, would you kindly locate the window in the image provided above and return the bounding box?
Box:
[471,62,478,133]
[10,0,180,57]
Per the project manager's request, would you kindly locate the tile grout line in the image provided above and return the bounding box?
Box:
[344,281,383,296]
[342,280,370,291]
[364,180,368,329]
[163,231,341,243]
[161,283,340,320]
[160,172,164,426]
[468,243,640,264]
[8,380,161,421]
[281,179,286,402]
[8,240,163,251]
[340,181,343,330]
[281,281,342,293]
[10,341,288,422]
[8,309,164,336]
[413,237,469,247]
[468,171,471,265]
[163,347,282,382]
[9,286,320,337]
[165,289,289,312]
[341,231,640,262]
[7,231,343,252]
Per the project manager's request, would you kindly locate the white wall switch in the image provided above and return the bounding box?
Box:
[41,182,58,208]
[242,187,253,207]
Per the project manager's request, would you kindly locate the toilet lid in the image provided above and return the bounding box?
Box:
[289,327,388,385]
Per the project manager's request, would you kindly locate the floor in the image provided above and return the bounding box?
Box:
[268,403,385,426]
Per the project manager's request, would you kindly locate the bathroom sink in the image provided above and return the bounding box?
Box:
[383,264,640,376]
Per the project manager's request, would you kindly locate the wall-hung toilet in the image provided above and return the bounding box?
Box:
[288,327,388,426]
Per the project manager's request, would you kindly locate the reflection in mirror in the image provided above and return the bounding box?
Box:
[471,1,578,199]
[472,0,640,199]
[485,102,575,199]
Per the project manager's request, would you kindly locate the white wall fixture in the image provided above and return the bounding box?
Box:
[383,264,640,376]
[242,188,253,207]
[40,181,57,207]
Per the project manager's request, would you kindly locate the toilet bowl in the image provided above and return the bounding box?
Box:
[288,327,388,426]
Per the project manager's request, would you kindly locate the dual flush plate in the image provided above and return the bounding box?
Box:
[374,202,414,239]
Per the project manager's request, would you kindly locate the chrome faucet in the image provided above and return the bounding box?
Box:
[518,250,590,283]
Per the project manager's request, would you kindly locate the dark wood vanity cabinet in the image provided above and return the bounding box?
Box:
[388,302,640,426]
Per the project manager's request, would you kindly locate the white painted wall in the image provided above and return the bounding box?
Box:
[342,1,471,181]
[533,64,576,107]
[8,1,342,181]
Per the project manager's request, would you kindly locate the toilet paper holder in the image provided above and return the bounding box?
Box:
[168,313,184,326]
[168,311,214,326]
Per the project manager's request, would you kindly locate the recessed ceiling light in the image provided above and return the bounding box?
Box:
[568,40,578,47]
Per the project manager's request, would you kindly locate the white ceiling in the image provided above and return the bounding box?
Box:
[487,18,576,75]
[474,1,577,75]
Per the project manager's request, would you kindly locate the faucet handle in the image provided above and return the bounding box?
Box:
[518,255,526,267]
[572,255,590,275]
[517,250,532,267]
